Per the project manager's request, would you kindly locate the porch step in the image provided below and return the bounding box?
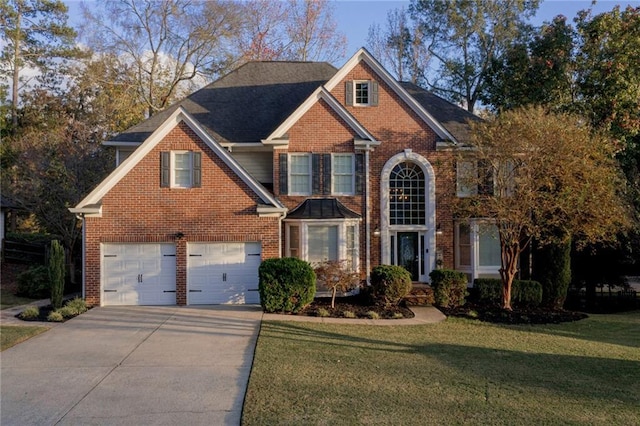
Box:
[405,283,434,306]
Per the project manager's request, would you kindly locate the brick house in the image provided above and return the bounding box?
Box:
[71,48,500,306]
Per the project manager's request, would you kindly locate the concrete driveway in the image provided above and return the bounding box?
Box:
[1,305,263,425]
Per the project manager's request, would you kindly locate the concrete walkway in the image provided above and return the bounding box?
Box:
[1,305,263,426]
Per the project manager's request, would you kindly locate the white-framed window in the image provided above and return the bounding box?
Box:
[289,154,312,195]
[285,220,360,272]
[161,150,201,189]
[455,220,502,283]
[354,80,370,105]
[332,153,355,195]
[457,159,516,198]
[172,151,193,188]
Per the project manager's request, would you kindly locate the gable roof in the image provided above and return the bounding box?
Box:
[107,61,337,145]
[399,82,481,144]
[264,86,378,145]
[71,107,284,215]
[323,48,459,143]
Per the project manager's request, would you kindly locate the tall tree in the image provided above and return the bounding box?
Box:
[409,0,540,112]
[481,15,575,111]
[366,7,430,83]
[458,106,630,310]
[81,0,241,116]
[234,0,346,63]
[0,0,80,129]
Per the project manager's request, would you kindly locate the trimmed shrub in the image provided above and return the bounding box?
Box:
[19,305,40,320]
[258,257,316,313]
[16,265,50,299]
[474,278,543,307]
[49,240,65,309]
[429,269,468,308]
[370,265,412,307]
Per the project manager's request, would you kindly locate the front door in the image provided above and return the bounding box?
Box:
[397,232,419,281]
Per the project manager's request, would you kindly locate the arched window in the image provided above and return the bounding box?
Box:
[389,162,425,225]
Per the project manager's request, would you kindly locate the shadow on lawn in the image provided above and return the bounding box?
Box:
[262,321,640,406]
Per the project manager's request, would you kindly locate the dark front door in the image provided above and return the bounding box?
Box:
[397,232,419,281]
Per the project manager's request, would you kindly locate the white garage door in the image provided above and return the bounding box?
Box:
[187,242,261,304]
[102,243,176,306]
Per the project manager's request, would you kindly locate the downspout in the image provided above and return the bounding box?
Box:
[365,148,371,285]
[279,211,287,257]
[75,214,86,299]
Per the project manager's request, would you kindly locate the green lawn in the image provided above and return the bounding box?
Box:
[1,325,49,351]
[242,311,640,425]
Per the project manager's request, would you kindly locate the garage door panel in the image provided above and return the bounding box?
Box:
[187,242,261,305]
[102,243,176,306]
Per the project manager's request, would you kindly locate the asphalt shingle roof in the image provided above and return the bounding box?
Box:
[110,61,338,144]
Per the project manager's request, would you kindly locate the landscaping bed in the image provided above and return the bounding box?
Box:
[15,298,90,323]
[441,303,588,324]
[299,296,415,319]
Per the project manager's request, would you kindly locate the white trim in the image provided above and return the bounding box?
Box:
[331,153,355,195]
[353,80,371,106]
[71,106,284,211]
[380,150,436,281]
[103,141,141,147]
[263,86,378,144]
[325,47,457,144]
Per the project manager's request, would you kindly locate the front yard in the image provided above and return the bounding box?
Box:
[242,311,640,425]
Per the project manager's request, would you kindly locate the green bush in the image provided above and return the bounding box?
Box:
[533,239,571,309]
[64,297,88,316]
[429,269,468,308]
[19,305,40,320]
[474,278,543,307]
[49,240,65,309]
[258,257,316,313]
[47,310,64,322]
[370,265,412,307]
[16,265,50,299]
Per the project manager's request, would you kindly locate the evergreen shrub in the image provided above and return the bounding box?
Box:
[370,265,412,307]
[429,269,468,308]
[474,278,543,307]
[258,257,316,313]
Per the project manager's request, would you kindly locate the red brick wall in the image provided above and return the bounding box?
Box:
[275,62,457,275]
[84,122,280,306]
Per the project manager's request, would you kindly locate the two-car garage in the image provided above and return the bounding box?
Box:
[101,242,261,306]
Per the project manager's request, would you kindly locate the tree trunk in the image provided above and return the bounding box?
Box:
[499,242,520,310]
[11,8,22,130]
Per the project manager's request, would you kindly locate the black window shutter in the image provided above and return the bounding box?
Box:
[323,154,332,195]
[192,152,202,188]
[312,154,321,195]
[370,81,379,106]
[279,153,288,195]
[160,151,170,187]
[345,81,353,106]
[355,153,364,195]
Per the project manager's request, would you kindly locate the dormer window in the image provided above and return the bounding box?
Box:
[345,80,379,107]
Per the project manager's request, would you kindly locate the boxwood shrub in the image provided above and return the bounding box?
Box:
[474,278,543,307]
[429,269,468,308]
[370,265,412,307]
[258,257,316,313]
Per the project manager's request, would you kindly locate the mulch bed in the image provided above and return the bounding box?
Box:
[298,296,415,319]
[15,303,91,323]
[441,303,589,325]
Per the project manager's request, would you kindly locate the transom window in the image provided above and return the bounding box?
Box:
[332,154,354,194]
[354,81,370,105]
[289,154,311,195]
[389,162,425,225]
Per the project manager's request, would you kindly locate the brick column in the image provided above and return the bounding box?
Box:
[175,238,187,305]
